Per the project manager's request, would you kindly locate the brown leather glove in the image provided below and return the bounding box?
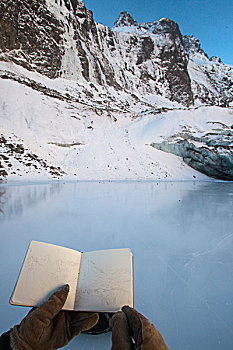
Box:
[111,311,134,350]
[111,306,169,350]
[10,284,99,350]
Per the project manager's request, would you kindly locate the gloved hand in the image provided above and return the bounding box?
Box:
[111,306,169,350]
[10,284,99,350]
[111,311,134,350]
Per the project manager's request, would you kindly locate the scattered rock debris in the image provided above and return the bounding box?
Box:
[0,134,66,180]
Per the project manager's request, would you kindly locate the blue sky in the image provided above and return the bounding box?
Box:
[83,0,233,65]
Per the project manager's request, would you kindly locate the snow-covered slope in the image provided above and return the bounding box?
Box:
[0,61,207,181]
[1,60,233,181]
[0,0,233,181]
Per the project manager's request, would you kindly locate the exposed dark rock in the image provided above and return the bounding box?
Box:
[183,35,209,59]
[0,160,8,177]
[0,169,8,177]
[112,17,194,105]
[48,142,84,147]
[0,0,233,182]
[183,35,233,107]
[154,20,193,105]
[76,39,90,81]
[0,134,66,177]
[0,1,194,105]
[0,0,64,78]
[1,1,231,107]
[113,11,137,28]
[210,56,222,64]
[136,37,154,65]
[0,70,76,102]
[70,0,77,11]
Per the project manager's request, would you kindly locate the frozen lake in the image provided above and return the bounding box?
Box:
[0,181,233,349]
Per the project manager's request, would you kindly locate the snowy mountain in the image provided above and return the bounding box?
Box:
[0,0,233,181]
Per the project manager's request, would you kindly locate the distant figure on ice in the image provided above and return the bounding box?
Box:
[0,285,169,349]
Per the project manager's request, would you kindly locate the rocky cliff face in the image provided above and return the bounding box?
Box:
[0,0,233,181]
[0,0,207,106]
[1,0,232,107]
[183,35,233,107]
[111,13,193,106]
[0,0,64,78]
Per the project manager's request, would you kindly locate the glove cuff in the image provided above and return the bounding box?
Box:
[10,330,23,350]
[10,327,32,350]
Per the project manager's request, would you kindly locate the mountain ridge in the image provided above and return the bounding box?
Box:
[1,0,232,106]
[0,0,233,181]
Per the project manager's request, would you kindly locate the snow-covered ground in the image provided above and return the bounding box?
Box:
[1,61,232,182]
[0,181,233,349]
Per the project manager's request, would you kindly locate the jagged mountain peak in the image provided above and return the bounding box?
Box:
[0,0,233,182]
[146,17,182,39]
[112,11,137,28]
[210,56,222,64]
[0,0,232,108]
[183,35,209,60]
[113,14,183,43]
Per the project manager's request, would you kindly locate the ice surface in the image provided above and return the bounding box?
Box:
[0,181,233,349]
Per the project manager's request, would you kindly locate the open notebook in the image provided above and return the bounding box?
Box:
[10,241,133,312]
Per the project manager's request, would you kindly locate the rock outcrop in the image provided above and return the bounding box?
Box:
[0,0,233,181]
[0,0,64,78]
[0,0,193,105]
[112,15,193,106]
[183,35,233,107]
[1,0,232,107]
[113,11,137,27]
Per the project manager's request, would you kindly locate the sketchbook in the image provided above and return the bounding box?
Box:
[10,241,133,312]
